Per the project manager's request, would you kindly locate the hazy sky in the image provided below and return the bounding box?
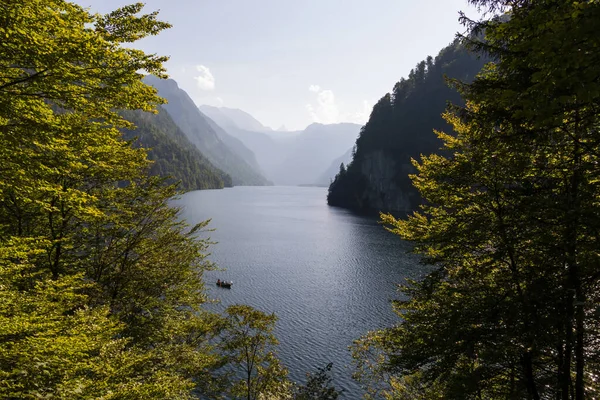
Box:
[77,0,480,130]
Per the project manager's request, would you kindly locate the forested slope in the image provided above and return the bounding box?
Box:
[144,76,271,186]
[122,107,232,190]
[327,40,486,213]
[355,1,600,398]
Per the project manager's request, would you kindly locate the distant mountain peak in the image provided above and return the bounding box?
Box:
[198,105,272,132]
[144,77,271,186]
[144,75,179,91]
[304,121,362,134]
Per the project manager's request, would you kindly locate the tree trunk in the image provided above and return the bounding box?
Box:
[522,351,540,400]
[562,291,574,400]
[575,287,585,400]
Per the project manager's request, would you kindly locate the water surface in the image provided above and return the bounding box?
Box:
[174,186,422,397]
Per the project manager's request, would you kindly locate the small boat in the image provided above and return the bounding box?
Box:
[216,280,232,289]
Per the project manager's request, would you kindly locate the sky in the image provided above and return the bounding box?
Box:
[76,0,481,131]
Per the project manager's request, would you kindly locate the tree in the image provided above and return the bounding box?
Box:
[0,1,228,397]
[326,42,487,213]
[221,305,290,400]
[457,1,600,398]
[0,239,195,399]
[0,0,169,281]
[338,162,346,177]
[294,363,341,400]
[354,1,600,398]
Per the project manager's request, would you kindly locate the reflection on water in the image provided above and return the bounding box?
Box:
[173,186,422,397]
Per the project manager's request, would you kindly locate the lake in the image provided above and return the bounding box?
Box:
[174,186,422,397]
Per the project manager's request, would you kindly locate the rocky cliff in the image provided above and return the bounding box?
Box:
[327,40,487,214]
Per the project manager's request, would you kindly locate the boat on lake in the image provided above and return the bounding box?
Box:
[216,280,232,289]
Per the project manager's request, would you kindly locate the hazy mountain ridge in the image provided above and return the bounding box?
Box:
[199,105,272,132]
[199,107,361,186]
[121,107,231,190]
[201,113,270,182]
[270,123,361,186]
[315,147,354,186]
[144,76,271,186]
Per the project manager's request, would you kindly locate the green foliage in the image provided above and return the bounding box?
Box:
[221,305,291,400]
[354,1,600,399]
[338,163,346,177]
[294,363,341,400]
[0,239,194,399]
[0,1,235,398]
[327,41,487,212]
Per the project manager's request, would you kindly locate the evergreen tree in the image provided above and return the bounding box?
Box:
[295,363,341,400]
[327,42,486,213]
[354,1,600,399]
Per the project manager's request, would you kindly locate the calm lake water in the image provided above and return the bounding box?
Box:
[174,186,422,398]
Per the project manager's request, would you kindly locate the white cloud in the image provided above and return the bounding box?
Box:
[306,85,339,124]
[316,89,339,123]
[307,84,373,125]
[193,65,215,91]
[306,104,315,119]
[343,100,372,124]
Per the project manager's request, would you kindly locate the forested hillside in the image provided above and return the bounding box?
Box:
[200,111,269,182]
[122,107,232,190]
[4,0,600,399]
[144,76,271,186]
[355,0,600,398]
[327,40,487,213]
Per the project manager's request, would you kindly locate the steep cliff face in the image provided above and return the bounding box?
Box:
[327,40,487,214]
[358,151,416,212]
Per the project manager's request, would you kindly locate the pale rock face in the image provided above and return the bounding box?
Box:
[358,150,416,213]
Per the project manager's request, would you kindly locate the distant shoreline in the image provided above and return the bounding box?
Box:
[297,183,328,188]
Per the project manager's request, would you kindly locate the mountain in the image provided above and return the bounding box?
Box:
[269,123,361,186]
[327,40,488,214]
[144,76,271,186]
[197,108,361,186]
[315,147,354,186]
[225,128,287,180]
[201,114,268,180]
[197,105,274,176]
[194,109,284,178]
[199,105,272,132]
[121,107,231,190]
